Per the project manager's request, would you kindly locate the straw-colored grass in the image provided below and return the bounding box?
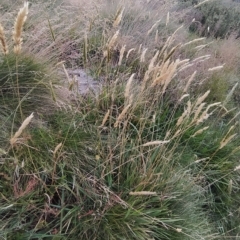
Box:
[0,23,8,55]
[13,2,29,54]
[10,112,34,146]
[1,0,240,239]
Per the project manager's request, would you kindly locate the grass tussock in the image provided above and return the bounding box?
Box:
[1,1,240,239]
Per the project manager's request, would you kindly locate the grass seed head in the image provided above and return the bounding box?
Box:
[162,59,180,93]
[147,19,161,36]
[192,102,206,123]
[224,82,238,106]
[195,102,221,125]
[234,165,240,171]
[208,65,225,72]
[194,0,212,8]
[0,23,8,55]
[10,112,34,146]
[100,109,110,128]
[53,142,63,158]
[179,94,190,102]
[192,55,211,63]
[191,126,209,137]
[108,30,119,50]
[124,73,135,101]
[181,37,205,48]
[118,44,126,66]
[114,104,131,128]
[195,90,210,107]
[166,12,169,26]
[129,191,157,196]
[142,140,170,147]
[13,1,29,54]
[220,134,237,149]
[104,30,119,58]
[148,50,159,71]
[126,48,135,59]
[155,29,159,43]
[140,48,148,63]
[183,71,196,93]
[177,107,189,126]
[113,7,124,28]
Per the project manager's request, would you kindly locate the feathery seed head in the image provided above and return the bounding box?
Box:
[118,44,126,66]
[148,50,159,71]
[195,90,210,107]
[181,37,205,48]
[142,140,170,147]
[126,48,135,59]
[176,100,192,127]
[208,65,225,72]
[53,143,63,158]
[183,71,196,93]
[100,109,110,128]
[234,165,240,171]
[140,48,148,63]
[220,134,237,149]
[147,19,161,36]
[191,126,209,137]
[155,29,159,43]
[113,8,124,28]
[124,73,135,101]
[104,30,119,58]
[179,94,190,102]
[10,112,34,146]
[108,30,119,50]
[166,12,169,26]
[13,2,29,54]
[114,104,131,128]
[0,23,8,55]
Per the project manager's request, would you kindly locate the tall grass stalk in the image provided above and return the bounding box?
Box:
[13,2,29,119]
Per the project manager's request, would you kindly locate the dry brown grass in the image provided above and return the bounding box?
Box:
[1,1,240,238]
[214,36,240,72]
[13,176,39,198]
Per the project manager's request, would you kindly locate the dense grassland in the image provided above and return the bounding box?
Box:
[1,0,240,239]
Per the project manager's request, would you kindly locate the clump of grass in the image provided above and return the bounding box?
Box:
[0,53,56,118]
[1,1,240,239]
[198,72,229,103]
[0,2,58,123]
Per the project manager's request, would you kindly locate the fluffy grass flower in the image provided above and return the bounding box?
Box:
[0,23,8,55]
[13,2,29,54]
